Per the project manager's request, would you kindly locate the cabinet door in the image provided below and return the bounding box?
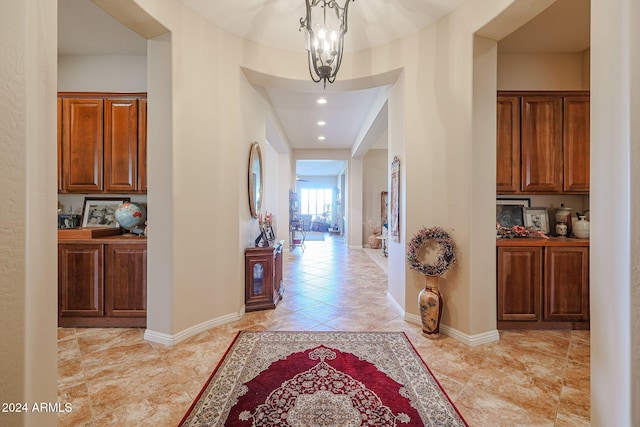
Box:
[104,99,138,192]
[104,244,147,317]
[496,96,520,193]
[62,98,104,192]
[563,96,590,193]
[544,247,589,321]
[137,98,147,192]
[245,249,275,311]
[57,97,63,192]
[521,96,563,192]
[497,247,542,321]
[58,243,104,318]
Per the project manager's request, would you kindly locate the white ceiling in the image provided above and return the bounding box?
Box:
[181,0,467,53]
[265,86,384,150]
[296,160,347,177]
[58,0,589,176]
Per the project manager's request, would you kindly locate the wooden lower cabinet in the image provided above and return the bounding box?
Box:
[497,241,589,329]
[59,239,147,327]
[497,247,541,321]
[245,241,284,311]
[104,244,147,318]
[58,243,104,319]
[544,247,589,321]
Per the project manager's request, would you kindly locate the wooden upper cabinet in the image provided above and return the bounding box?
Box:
[62,98,104,192]
[496,96,521,193]
[521,96,563,193]
[138,98,147,192]
[58,93,147,194]
[563,95,590,192]
[104,99,138,192]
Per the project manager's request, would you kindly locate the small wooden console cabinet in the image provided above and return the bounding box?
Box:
[245,241,284,311]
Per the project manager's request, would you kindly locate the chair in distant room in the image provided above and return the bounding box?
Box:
[301,214,312,231]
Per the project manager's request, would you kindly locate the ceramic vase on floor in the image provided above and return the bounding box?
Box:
[369,235,381,249]
[418,275,443,339]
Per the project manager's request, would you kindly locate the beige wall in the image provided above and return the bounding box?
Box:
[497,52,586,90]
[0,1,58,425]
[58,55,147,92]
[362,149,388,245]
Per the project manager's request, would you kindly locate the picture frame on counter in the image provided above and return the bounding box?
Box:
[82,197,130,228]
[496,198,530,228]
[523,207,550,234]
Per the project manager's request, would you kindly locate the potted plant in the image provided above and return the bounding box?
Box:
[367,217,381,249]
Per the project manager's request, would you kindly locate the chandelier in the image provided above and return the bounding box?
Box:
[300,0,354,87]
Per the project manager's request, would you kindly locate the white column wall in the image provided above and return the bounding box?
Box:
[591,0,639,424]
[146,33,174,336]
[347,158,364,248]
[0,0,58,425]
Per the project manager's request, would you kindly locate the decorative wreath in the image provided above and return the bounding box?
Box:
[406,226,456,276]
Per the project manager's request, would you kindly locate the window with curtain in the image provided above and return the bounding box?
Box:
[300,188,332,216]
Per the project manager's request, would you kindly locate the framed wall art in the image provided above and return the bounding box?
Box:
[390,156,400,242]
[82,197,129,228]
[496,198,530,228]
[381,191,388,230]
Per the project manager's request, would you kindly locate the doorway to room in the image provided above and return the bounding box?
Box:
[290,160,347,251]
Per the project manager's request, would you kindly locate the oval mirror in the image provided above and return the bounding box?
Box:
[248,142,263,219]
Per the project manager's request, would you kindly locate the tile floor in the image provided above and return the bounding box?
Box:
[57,234,590,426]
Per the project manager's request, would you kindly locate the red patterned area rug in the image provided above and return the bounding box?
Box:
[180,331,467,426]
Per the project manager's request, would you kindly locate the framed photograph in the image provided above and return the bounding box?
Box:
[496,198,530,228]
[262,225,276,242]
[82,197,129,228]
[390,156,400,242]
[381,191,388,230]
[523,207,550,234]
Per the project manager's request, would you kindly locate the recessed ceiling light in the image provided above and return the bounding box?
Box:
[318,136,326,140]
[317,121,326,126]
[316,98,327,104]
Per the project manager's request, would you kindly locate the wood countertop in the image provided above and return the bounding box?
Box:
[58,234,147,245]
[496,237,589,247]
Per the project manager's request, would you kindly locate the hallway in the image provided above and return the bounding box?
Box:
[57,235,590,426]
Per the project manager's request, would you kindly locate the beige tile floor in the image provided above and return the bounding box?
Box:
[58,234,590,426]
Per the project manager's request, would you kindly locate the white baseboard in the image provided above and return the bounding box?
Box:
[404,313,500,346]
[347,244,363,249]
[387,292,406,316]
[144,307,245,346]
